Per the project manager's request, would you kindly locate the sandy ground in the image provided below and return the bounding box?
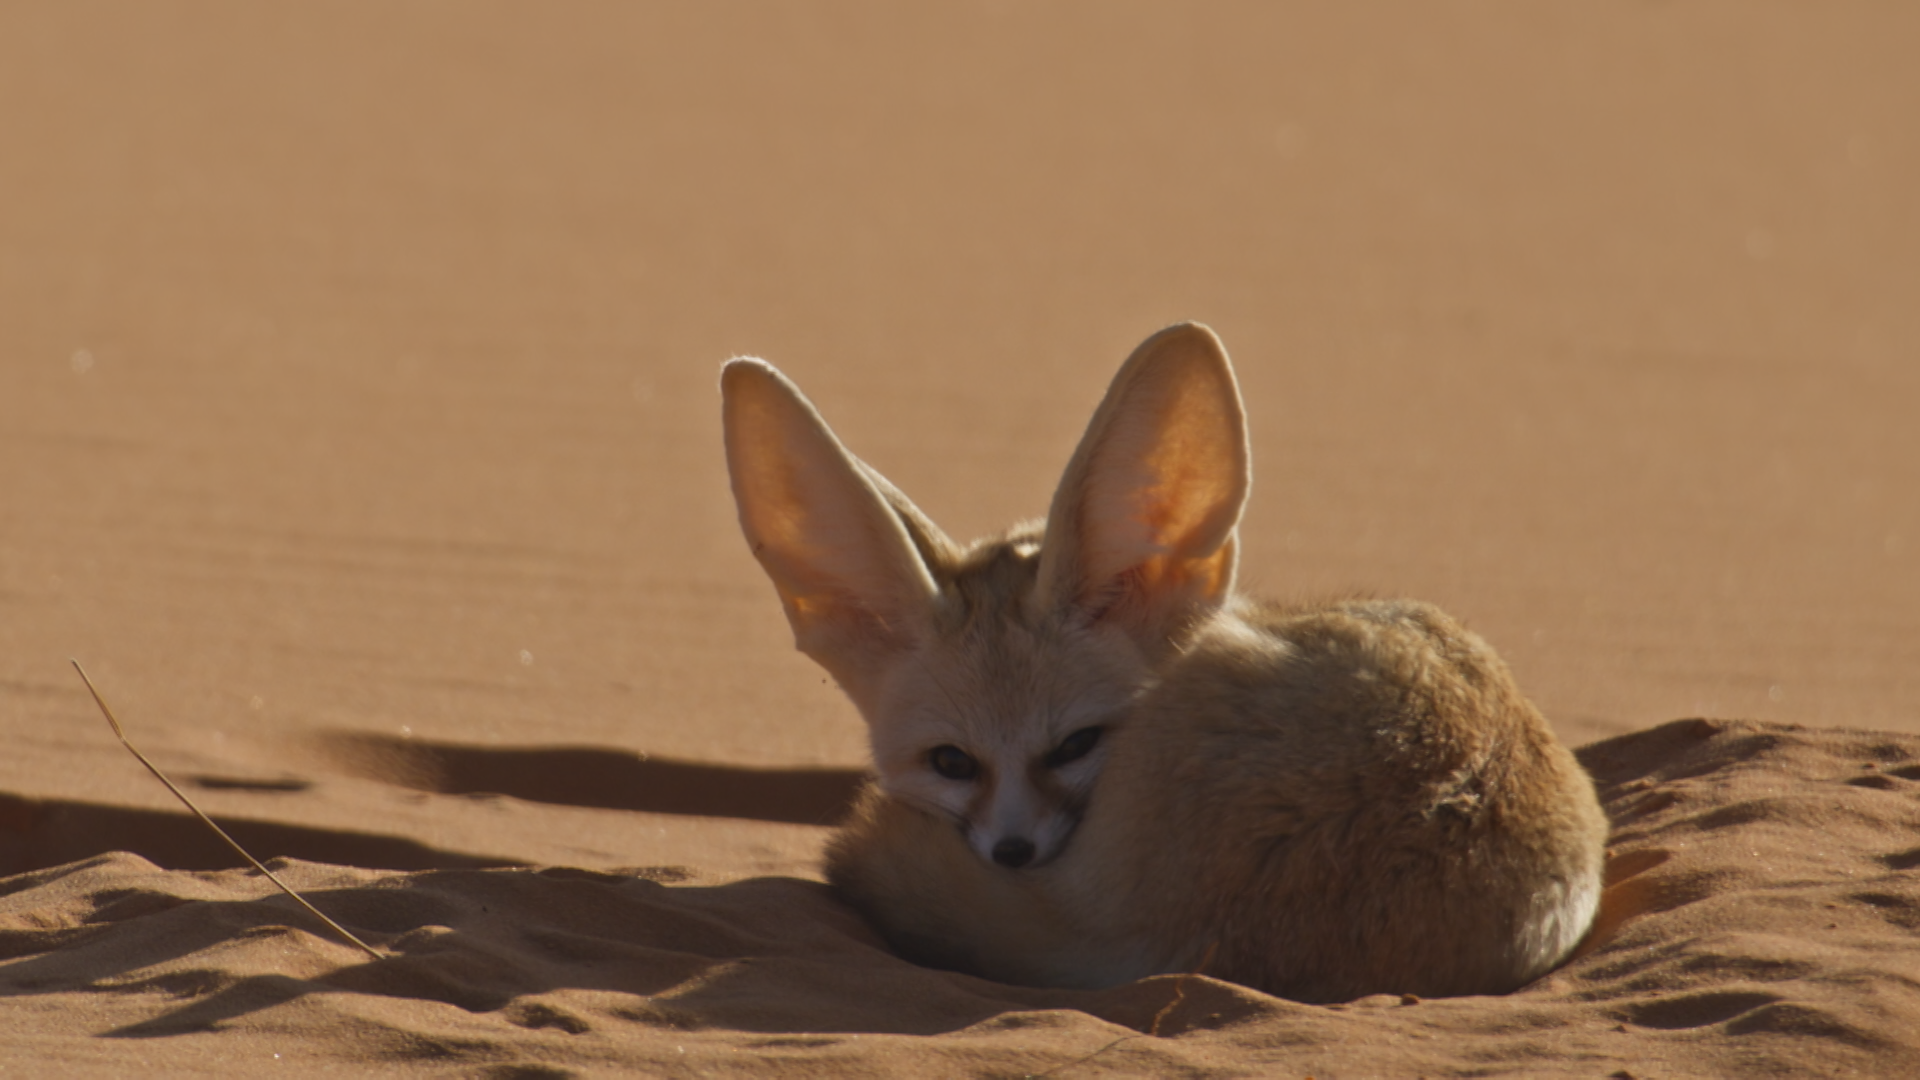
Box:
[1,3,1916,1076]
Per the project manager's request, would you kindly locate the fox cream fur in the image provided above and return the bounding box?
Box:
[720,323,1608,1003]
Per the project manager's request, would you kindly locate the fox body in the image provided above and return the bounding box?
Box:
[721,323,1608,1002]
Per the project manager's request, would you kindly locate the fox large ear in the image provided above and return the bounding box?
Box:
[722,359,947,707]
[1037,323,1249,652]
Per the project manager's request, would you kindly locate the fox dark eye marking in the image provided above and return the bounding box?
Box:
[1043,726,1104,769]
[929,744,979,781]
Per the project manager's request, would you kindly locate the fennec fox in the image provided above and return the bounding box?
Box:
[720,323,1608,1002]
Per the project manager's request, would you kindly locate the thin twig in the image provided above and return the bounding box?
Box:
[1149,940,1218,1037]
[1025,941,1221,1078]
[70,658,384,961]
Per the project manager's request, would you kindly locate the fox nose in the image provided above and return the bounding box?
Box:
[991,837,1036,868]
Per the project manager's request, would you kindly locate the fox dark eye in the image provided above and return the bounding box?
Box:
[929,745,979,781]
[1044,726,1103,769]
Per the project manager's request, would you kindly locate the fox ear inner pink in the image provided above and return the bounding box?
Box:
[720,357,941,708]
[1037,323,1249,653]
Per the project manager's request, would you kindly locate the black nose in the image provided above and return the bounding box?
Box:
[992,837,1036,868]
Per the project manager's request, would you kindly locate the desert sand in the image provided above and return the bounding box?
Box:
[1,3,1916,1076]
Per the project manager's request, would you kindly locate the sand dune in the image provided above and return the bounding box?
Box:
[2,2,1915,1075]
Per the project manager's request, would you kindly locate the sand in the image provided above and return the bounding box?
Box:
[1,3,1916,1076]
[6,719,1920,1076]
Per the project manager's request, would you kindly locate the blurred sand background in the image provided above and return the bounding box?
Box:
[0,3,1917,1075]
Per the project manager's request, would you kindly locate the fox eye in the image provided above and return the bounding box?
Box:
[928,745,979,781]
[1044,726,1103,769]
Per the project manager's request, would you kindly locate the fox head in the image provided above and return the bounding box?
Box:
[721,323,1250,870]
